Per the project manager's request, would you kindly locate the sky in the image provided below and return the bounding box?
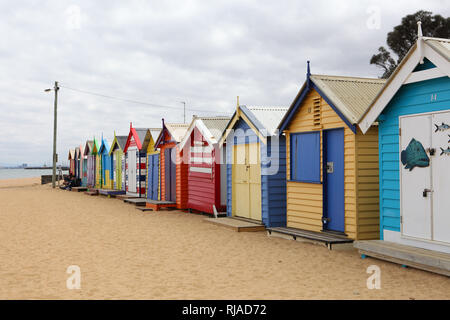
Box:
[0,0,448,166]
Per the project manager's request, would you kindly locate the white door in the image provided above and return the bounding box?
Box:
[431,111,450,243]
[128,149,137,193]
[400,114,432,240]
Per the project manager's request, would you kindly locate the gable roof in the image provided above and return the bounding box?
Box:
[123,125,150,153]
[91,138,100,154]
[149,128,161,142]
[98,138,110,154]
[179,116,231,150]
[278,73,386,133]
[219,106,288,145]
[68,149,75,160]
[141,128,161,151]
[108,135,127,155]
[74,147,81,160]
[154,122,189,148]
[358,34,450,133]
[83,140,93,157]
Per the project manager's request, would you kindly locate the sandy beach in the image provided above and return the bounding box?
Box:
[0,177,449,299]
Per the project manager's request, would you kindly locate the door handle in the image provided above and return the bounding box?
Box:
[423,188,432,197]
[326,162,334,173]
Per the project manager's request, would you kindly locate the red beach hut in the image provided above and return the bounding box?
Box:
[178,116,230,214]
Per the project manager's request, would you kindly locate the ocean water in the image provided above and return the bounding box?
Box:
[0,168,69,180]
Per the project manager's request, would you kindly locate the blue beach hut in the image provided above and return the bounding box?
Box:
[355,24,450,272]
[219,105,288,228]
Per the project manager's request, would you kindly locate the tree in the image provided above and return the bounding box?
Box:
[370,11,450,78]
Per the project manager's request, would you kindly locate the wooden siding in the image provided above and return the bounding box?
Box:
[378,76,450,237]
[176,148,189,209]
[285,88,358,239]
[95,155,102,188]
[355,126,380,239]
[159,130,188,209]
[261,136,287,227]
[185,128,224,214]
[145,135,159,198]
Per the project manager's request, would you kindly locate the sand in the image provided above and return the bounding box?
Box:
[0,178,449,299]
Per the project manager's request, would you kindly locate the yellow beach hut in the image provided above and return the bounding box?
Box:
[109,132,128,192]
[276,62,386,242]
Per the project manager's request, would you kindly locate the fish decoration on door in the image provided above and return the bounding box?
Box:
[440,147,450,156]
[401,138,430,171]
[434,122,450,132]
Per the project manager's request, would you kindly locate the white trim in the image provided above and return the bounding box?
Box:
[192,146,212,153]
[404,67,446,84]
[191,157,212,164]
[178,118,218,150]
[359,48,421,133]
[358,40,450,134]
[189,166,212,174]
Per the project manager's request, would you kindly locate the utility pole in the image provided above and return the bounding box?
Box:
[47,81,59,188]
[180,101,186,123]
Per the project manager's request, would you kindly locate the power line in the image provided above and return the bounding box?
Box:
[59,84,231,115]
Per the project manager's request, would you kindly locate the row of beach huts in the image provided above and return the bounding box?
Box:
[66,28,450,276]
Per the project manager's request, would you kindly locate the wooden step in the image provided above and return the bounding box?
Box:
[205,217,265,232]
[354,240,450,276]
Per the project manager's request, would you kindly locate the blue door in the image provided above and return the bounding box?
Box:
[165,148,176,202]
[147,154,159,200]
[323,128,345,232]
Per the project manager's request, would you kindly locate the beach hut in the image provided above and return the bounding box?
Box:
[153,121,190,209]
[94,139,102,189]
[357,26,450,255]
[109,133,128,191]
[74,146,81,180]
[179,116,230,214]
[81,141,92,187]
[277,63,386,241]
[87,138,99,188]
[68,149,75,176]
[123,124,153,197]
[145,128,162,201]
[219,106,288,227]
[98,137,113,189]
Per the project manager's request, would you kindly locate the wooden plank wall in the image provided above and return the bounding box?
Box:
[176,147,189,209]
[355,126,380,239]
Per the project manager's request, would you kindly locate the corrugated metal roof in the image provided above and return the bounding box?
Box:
[245,106,288,135]
[134,128,149,146]
[197,117,230,138]
[310,75,386,124]
[148,128,162,142]
[83,140,93,156]
[424,37,450,60]
[165,123,190,142]
[115,136,127,150]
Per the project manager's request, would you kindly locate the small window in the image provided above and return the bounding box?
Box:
[290,132,320,183]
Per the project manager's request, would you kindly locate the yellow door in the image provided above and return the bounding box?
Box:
[232,143,261,221]
[95,156,101,188]
[248,143,261,221]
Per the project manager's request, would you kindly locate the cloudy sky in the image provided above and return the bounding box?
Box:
[0,0,448,166]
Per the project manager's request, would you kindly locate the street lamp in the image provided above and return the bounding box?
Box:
[45,81,59,188]
[180,101,186,123]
